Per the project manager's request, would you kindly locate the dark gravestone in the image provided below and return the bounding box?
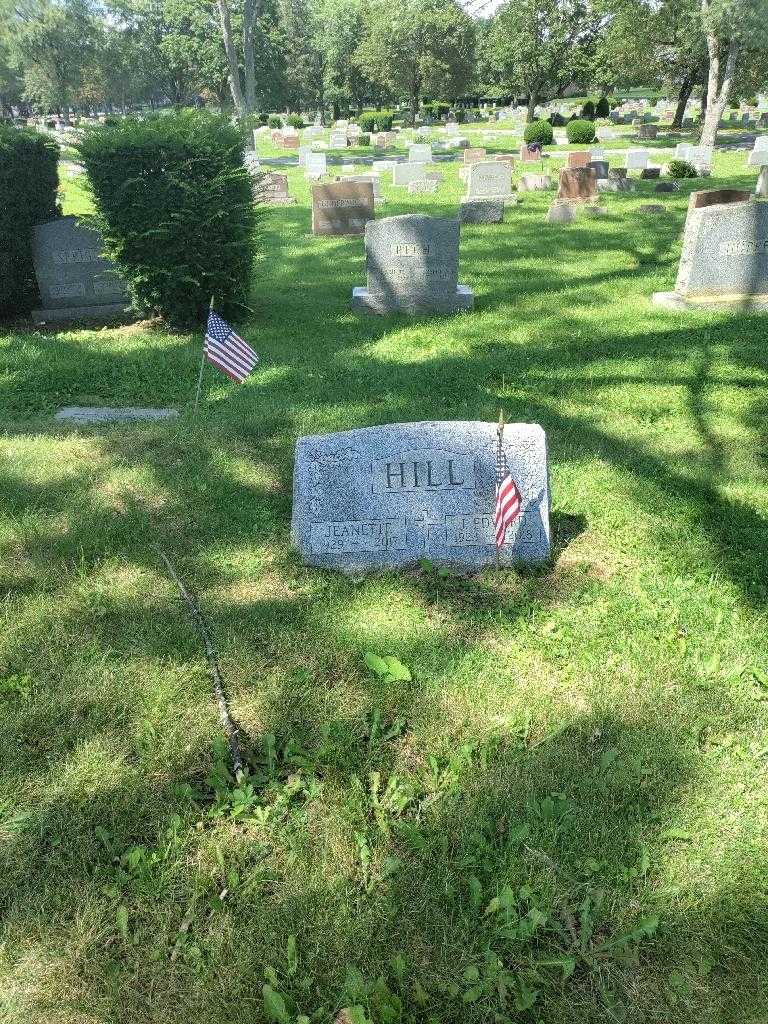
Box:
[292,421,551,572]
[32,216,128,323]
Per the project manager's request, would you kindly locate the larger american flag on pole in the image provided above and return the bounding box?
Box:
[204,310,259,383]
[494,433,523,549]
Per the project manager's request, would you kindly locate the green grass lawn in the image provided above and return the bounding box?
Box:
[1,142,767,1024]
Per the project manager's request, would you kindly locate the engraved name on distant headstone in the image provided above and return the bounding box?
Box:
[292,421,550,572]
[312,181,375,236]
[352,214,473,315]
[32,216,128,322]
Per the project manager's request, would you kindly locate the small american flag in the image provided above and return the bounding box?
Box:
[204,310,259,383]
[494,433,522,549]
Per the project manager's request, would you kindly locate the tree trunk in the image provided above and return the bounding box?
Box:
[243,0,258,113]
[699,3,740,149]
[672,73,695,129]
[217,0,245,116]
[526,88,539,122]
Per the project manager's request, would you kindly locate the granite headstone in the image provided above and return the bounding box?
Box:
[292,421,550,572]
[653,189,768,309]
[352,214,473,315]
[32,216,129,322]
[312,182,375,236]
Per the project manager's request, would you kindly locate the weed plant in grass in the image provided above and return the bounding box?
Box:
[0,146,767,1024]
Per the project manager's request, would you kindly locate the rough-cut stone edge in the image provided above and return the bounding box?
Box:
[652,290,768,312]
[32,302,130,324]
[352,285,474,315]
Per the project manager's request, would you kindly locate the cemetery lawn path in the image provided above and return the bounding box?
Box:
[1,143,767,1024]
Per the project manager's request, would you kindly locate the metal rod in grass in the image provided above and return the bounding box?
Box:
[160,550,245,781]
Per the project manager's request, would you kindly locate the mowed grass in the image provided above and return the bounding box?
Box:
[1,139,767,1024]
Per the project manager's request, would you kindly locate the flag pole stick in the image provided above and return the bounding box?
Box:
[496,408,505,571]
[193,296,214,414]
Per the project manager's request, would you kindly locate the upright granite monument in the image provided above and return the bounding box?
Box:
[32,216,129,323]
[292,421,550,572]
[653,189,768,310]
[312,181,375,236]
[352,214,473,315]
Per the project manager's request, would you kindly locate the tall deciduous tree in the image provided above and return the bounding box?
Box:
[355,0,476,120]
[488,0,606,121]
[699,0,767,148]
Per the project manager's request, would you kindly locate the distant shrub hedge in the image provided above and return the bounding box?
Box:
[268,115,282,128]
[668,159,698,178]
[286,113,304,129]
[581,100,596,119]
[566,119,596,144]
[549,112,566,127]
[358,133,370,147]
[0,126,59,318]
[358,110,393,132]
[595,96,610,118]
[523,119,553,145]
[79,111,258,328]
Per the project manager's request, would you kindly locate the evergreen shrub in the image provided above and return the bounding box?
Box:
[79,111,258,328]
[0,126,59,317]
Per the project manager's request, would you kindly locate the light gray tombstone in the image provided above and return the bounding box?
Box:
[305,152,327,179]
[546,200,575,224]
[517,173,552,191]
[625,149,649,171]
[352,214,473,315]
[344,173,385,204]
[464,160,513,202]
[747,149,768,168]
[55,406,178,424]
[329,131,347,148]
[32,216,129,323]
[408,143,432,163]
[756,167,768,197]
[393,162,427,187]
[653,189,768,310]
[291,421,550,572]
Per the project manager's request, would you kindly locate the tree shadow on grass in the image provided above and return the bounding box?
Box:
[2,696,766,1024]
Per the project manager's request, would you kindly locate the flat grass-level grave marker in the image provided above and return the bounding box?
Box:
[653,188,768,311]
[292,421,550,573]
[55,407,179,424]
[311,181,374,236]
[352,214,473,315]
[32,216,129,324]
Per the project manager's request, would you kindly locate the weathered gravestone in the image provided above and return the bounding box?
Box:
[312,182,375,236]
[257,172,297,205]
[305,152,327,179]
[329,131,347,148]
[342,173,385,204]
[566,151,590,169]
[32,216,129,323]
[653,189,768,310]
[588,160,609,179]
[625,149,649,172]
[557,168,597,202]
[408,143,432,163]
[463,160,513,203]
[291,421,550,572]
[351,214,473,315]
[546,200,575,224]
[55,406,178,424]
[464,147,487,164]
[393,162,427,187]
[518,173,552,191]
